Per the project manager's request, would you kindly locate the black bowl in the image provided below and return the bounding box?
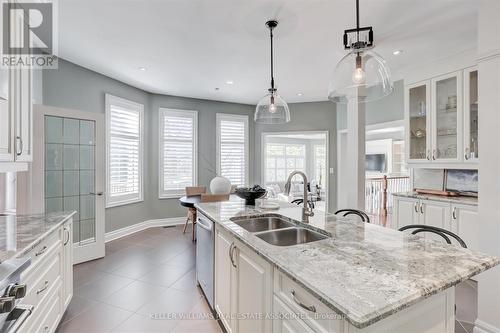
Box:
[235,187,267,206]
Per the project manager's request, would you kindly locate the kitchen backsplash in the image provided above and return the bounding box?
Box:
[413,168,478,193]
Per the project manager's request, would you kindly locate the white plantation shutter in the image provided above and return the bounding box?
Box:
[159,109,198,197]
[105,94,144,207]
[217,114,248,186]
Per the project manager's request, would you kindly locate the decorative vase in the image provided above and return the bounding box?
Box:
[210,176,231,194]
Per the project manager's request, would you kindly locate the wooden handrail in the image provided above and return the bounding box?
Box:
[366,176,410,217]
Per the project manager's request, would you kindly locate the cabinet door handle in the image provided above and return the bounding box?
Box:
[35,246,47,257]
[420,203,424,214]
[464,148,470,160]
[290,290,316,313]
[63,228,70,245]
[16,136,23,156]
[432,149,437,160]
[426,149,431,161]
[229,242,237,268]
[452,207,457,220]
[414,203,418,213]
[36,281,49,295]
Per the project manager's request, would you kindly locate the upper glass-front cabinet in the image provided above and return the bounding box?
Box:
[464,68,478,161]
[406,82,431,162]
[431,72,463,162]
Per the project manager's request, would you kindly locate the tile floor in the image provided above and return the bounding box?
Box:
[56,225,221,333]
[56,224,477,333]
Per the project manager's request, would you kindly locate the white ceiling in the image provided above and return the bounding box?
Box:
[59,0,478,105]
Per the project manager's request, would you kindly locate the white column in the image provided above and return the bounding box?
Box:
[475,1,500,332]
[346,99,365,209]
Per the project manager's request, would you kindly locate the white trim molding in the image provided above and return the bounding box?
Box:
[105,217,186,243]
[474,319,500,333]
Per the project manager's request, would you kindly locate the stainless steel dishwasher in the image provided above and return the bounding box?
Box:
[196,213,214,309]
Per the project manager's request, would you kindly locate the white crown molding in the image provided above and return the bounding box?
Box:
[476,49,500,63]
[474,319,500,333]
[105,217,186,243]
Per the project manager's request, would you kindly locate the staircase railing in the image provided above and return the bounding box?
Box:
[365,176,410,216]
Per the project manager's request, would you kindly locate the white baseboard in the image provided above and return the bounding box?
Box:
[105,217,187,243]
[474,319,500,333]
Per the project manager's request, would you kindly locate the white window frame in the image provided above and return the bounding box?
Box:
[313,144,327,184]
[159,108,198,199]
[264,143,306,184]
[216,113,249,186]
[105,94,145,208]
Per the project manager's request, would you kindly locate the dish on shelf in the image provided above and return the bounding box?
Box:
[412,128,426,138]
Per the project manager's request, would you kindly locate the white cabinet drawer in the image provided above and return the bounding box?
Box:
[274,269,343,333]
[33,288,61,333]
[22,243,62,310]
[273,296,315,333]
[21,229,61,277]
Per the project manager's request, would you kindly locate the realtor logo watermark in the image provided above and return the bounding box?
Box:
[2,0,58,68]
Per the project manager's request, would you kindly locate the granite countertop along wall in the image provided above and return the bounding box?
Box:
[393,191,478,206]
[0,211,75,263]
[195,200,498,329]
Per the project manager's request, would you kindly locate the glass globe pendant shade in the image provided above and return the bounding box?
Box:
[254,90,291,124]
[328,49,393,103]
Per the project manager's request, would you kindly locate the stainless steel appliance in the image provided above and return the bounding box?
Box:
[196,213,214,309]
[0,258,31,333]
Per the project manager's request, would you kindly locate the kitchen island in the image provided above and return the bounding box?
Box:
[195,200,499,332]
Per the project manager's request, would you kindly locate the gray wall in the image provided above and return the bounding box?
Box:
[253,101,338,212]
[147,95,255,220]
[42,59,254,232]
[336,80,405,129]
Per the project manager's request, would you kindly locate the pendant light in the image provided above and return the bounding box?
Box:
[255,20,291,124]
[328,0,393,103]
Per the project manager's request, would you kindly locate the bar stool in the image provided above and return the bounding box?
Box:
[183,186,206,241]
[335,209,371,223]
[398,224,467,248]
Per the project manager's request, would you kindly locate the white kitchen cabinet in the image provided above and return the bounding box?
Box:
[394,196,478,247]
[234,239,273,333]
[450,204,479,250]
[215,227,234,333]
[463,67,478,162]
[405,68,477,168]
[214,225,273,333]
[421,199,451,230]
[62,221,73,310]
[0,3,33,170]
[406,81,431,164]
[393,197,419,229]
[18,218,73,333]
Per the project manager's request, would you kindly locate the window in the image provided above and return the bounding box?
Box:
[216,114,249,187]
[105,94,144,207]
[265,143,306,183]
[159,108,198,198]
[313,145,326,185]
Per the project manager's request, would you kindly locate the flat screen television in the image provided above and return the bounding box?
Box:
[365,154,386,172]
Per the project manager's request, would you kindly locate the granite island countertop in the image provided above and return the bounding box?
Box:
[0,211,75,263]
[393,191,478,206]
[195,200,499,329]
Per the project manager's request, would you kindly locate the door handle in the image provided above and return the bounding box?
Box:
[89,192,103,196]
[420,203,424,214]
[197,218,212,231]
[290,290,316,313]
[432,149,437,160]
[464,147,470,160]
[63,227,70,245]
[452,207,457,220]
[426,149,431,161]
[414,202,418,213]
[16,136,23,156]
[229,242,237,268]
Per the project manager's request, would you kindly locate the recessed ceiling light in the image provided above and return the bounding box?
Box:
[392,50,403,56]
[138,67,147,71]
[226,80,234,85]
[297,92,303,96]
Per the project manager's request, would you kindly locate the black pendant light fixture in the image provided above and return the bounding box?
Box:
[254,20,291,124]
[328,0,393,103]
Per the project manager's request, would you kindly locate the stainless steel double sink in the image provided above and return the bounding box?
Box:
[229,215,328,246]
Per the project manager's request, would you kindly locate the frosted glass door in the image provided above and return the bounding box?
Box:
[45,116,96,245]
[407,83,430,161]
[432,72,462,161]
